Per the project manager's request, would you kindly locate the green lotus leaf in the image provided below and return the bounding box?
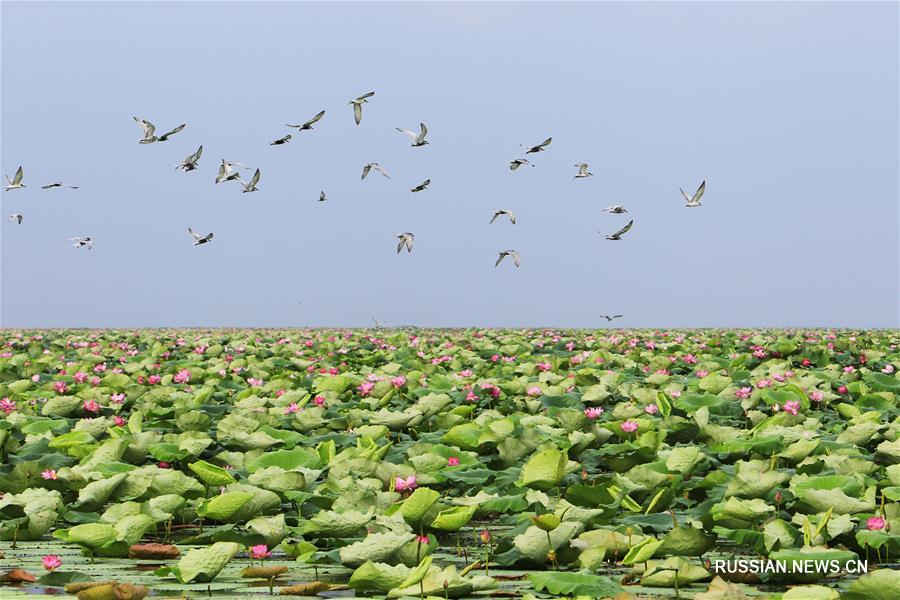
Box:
[302,508,374,537]
[245,514,287,547]
[429,505,478,531]
[711,497,775,529]
[48,430,95,449]
[528,572,624,597]
[398,555,432,589]
[348,561,411,594]
[656,526,716,557]
[172,541,242,583]
[797,488,875,515]
[842,567,900,600]
[197,492,253,522]
[338,531,416,567]
[245,447,321,472]
[782,585,839,600]
[114,513,154,546]
[399,488,441,524]
[517,447,568,490]
[513,521,584,563]
[56,523,117,548]
[640,556,711,587]
[188,460,236,486]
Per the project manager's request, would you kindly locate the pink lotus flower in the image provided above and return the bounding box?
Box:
[31,374,41,382]
[683,354,698,364]
[313,395,325,407]
[584,407,604,420]
[756,379,772,389]
[83,399,100,413]
[394,474,418,492]
[447,457,460,467]
[114,416,126,427]
[843,366,856,374]
[669,390,682,398]
[526,386,542,397]
[695,370,708,378]
[41,469,58,480]
[783,400,800,416]
[735,387,752,399]
[867,516,886,531]
[458,369,473,377]
[147,375,161,385]
[809,390,824,402]
[752,349,768,359]
[93,363,107,373]
[158,462,171,469]
[284,402,300,415]
[536,362,552,372]
[247,377,263,387]
[89,376,101,386]
[391,375,407,388]
[772,373,785,382]
[416,535,429,544]
[645,404,659,415]
[54,381,69,394]
[42,555,62,571]
[249,544,271,560]
[173,369,191,384]
[882,364,895,374]
[620,420,638,433]
[73,371,88,384]
[837,385,848,394]
[0,397,16,415]
[357,381,375,396]
[110,393,125,404]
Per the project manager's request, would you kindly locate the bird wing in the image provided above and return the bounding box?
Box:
[193,145,203,161]
[396,236,406,253]
[417,122,428,143]
[188,227,201,241]
[320,191,326,201]
[511,251,520,267]
[495,253,506,267]
[692,180,706,203]
[420,179,430,188]
[374,165,390,178]
[353,103,363,125]
[203,233,214,243]
[134,117,155,137]
[508,211,516,225]
[12,166,23,185]
[160,123,186,139]
[510,161,521,171]
[216,164,227,183]
[612,314,623,319]
[247,168,261,188]
[538,137,552,149]
[611,220,634,237]
[307,109,326,125]
[489,211,500,224]
[357,91,375,100]
[679,187,691,203]
[361,165,371,179]
[396,127,417,140]
[578,164,588,175]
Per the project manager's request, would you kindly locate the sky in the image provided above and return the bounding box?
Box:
[1,1,898,329]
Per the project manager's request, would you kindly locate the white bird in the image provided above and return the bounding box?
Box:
[362,163,390,180]
[9,213,23,224]
[599,314,623,322]
[681,180,706,207]
[349,92,375,125]
[270,134,292,146]
[176,145,203,171]
[371,316,385,329]
[287,110,325,130]
[395,232,415,254]
[522,137,552,154]
[319,190,327,202]
[604,219,633,240]
[601,205,627,214]
[236,168,261,193]
[188,227,213,246]
[68,236,93,250]
[133,117,185,143]
[495,250,521,268]
[410,179,431,193]
[216,160,250,184]
[396,123,429,147]
[41,182,79,189]
[489,209,516,225]
[4,166,25,191]
[574,163,593,178]
[509,159,533,171]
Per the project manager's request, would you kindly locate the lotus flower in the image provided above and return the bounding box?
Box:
[313,395,325,406]
[250,544,271,559]
[809,390,823,402]
[42,555,62,571]
[284,402,300,414]
[735,387,752,399]
[447,457,460,466]
[526,386,542,397]
[620,420,638,433]
[584,407,604,420]
[783,400,800,416]
[645,403,658,415]
[173,368,191,384]
[83,399,100,413]
[114,416,126,426]
[54,381,68,394]
[41,469,58,480]
[0,397,16,415]
[391,376,406,387]
[867,516,886,531]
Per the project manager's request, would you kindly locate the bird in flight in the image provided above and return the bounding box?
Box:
[509,158,534,171]
[599,314,623,322]
[4,166,25,191]
[176,145,203,171]
[42,181,79,189]
[395,232,415,254]
[287,110,325,131]
[236,168,261,193]
[522,137,552,154]
[68,236,93,250]
[9,213,23,224]
[495,250,521,268]
[270,134,292,146]
[133,117,185,143]
[216,160,249,184]
[410,179,431,193]
[490,209,516,225]
[574,163,593,179]
[362,163,390,180]
[319,190,327,202]
[681,180,706,207]
[601,205,627,214]
[604,219,633,240]
[396,123,429,147]
[371,316,385,329]
[349,92,375,125]
[188,227,213,246]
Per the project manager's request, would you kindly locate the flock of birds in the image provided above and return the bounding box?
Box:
[5,90,709,324]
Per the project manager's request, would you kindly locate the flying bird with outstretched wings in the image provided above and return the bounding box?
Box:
[599,314,623,322]
[603,219,633,240]
[601,205,627,214]
[68,236,93,250]
[4,166,25,191]
[490,209,516,225]
[574,163,592,178]
[349,92,375,125]
[287,110,325,131]
[396,123,429,147]
[362,163,390,180]
[395,232,415,254]
[495,250,521,268]
[176,146,203,171]
[522,137,552,154]
[410,179,431,193]
[133,117,185,143]
[9,213,23,224]
[681,180,706,207]
[509,158,533,171]
[270,134,292,146]
[236,168,261,193]
[188,227,213,246]
[42,182,79,189]
[216,160,249,184]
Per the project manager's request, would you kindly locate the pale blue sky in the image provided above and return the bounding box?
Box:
[1,1,898,328]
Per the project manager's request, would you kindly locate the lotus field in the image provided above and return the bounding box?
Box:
[1,329,899,599]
